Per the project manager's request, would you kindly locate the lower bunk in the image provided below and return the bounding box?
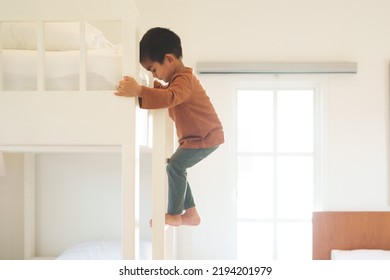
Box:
[0,148,175,260]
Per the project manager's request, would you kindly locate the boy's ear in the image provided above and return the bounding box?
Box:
[164,54,176,63]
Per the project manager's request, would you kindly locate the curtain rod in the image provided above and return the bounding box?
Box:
[196,62,357,74]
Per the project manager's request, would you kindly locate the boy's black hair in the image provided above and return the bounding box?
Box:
[140,27,182,64]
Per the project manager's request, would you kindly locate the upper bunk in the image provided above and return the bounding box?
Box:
[0,0,140,149]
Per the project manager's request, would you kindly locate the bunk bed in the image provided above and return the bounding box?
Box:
[0,0,174,260]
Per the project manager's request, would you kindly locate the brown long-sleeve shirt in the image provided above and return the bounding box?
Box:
[139,68,224,149]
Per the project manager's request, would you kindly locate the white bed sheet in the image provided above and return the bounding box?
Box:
[2,49,122,90]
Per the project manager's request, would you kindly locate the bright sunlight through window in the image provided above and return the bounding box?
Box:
[236,88,319,260]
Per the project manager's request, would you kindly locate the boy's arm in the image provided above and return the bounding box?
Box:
[139,75,192,109]
[138,79,163,108]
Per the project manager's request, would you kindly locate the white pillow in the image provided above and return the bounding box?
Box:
[331,249,390,260]
[1,22,114,50]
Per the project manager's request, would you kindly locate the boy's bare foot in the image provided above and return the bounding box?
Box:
[165,213,182,226]
[149,213,182,227]
[181,207,201,226]
[149,207,201,227]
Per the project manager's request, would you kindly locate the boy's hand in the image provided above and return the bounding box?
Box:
[114,76,142,97]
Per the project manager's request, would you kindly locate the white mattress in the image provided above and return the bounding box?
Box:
[2,49,122,91]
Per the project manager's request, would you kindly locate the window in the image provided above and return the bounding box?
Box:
[236,86,321,260]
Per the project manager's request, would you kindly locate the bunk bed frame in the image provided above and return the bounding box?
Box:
[0,0,173,260]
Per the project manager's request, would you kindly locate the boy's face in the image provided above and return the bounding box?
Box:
[141,56,175,83]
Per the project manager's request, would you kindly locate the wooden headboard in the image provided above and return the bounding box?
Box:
[312,212,390,260]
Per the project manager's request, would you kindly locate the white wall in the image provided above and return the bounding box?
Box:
[135,0,390,259]
[34,153,122,256]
